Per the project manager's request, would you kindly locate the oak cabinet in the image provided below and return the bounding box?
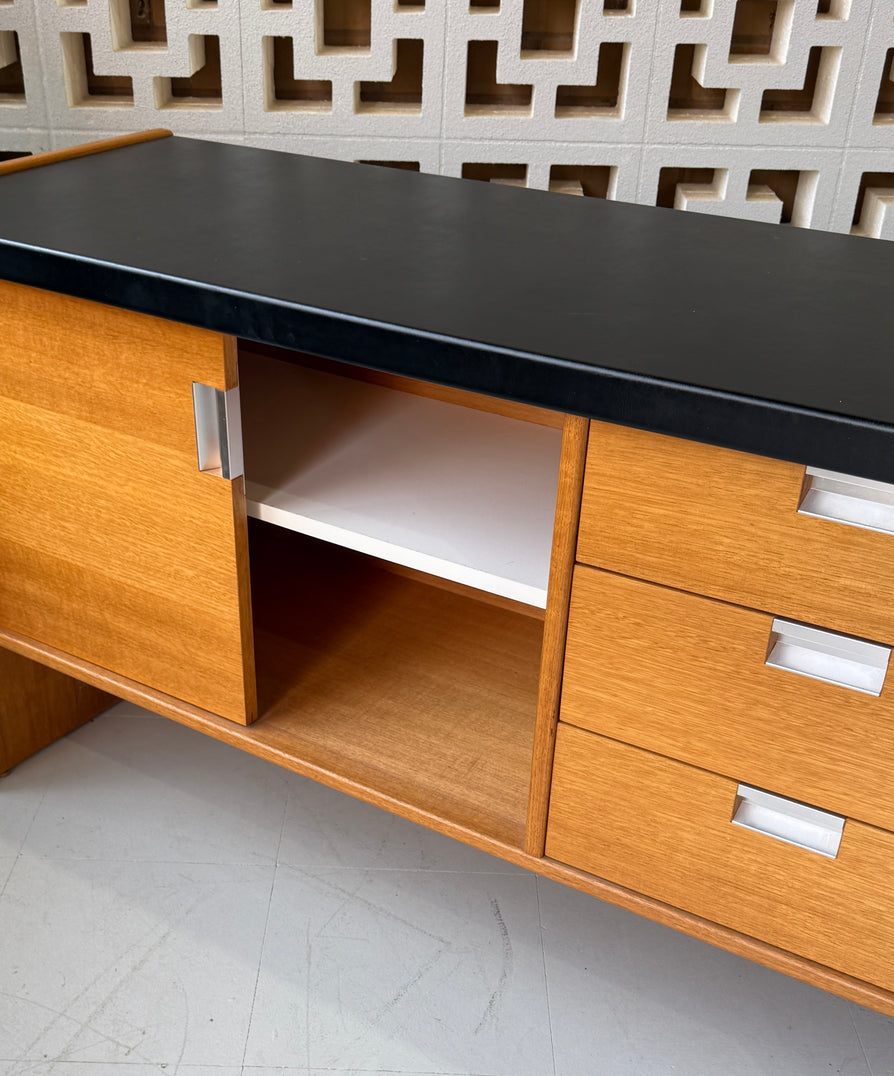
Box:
[3,131,894,1023]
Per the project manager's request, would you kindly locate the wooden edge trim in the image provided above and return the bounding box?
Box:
[532,857,894,1019]
[0,129,173,177]
[0,627,233,731]
[227,335,257,724]
[524,414,590,856]
[2,623,893,1017]
[222,333,240,388]
[232,477,258,725]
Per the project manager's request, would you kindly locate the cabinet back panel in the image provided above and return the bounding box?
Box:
[249,522,540,847]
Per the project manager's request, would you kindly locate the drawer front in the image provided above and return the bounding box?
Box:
[577,421,894,645]
[562,565,894,832]
[546,724,894,992]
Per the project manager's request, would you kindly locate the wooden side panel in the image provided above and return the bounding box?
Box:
[561,566,894,833]
[547,724,894,994]
[0,647,116,773]
[0,281,256,724]
[525,413,589,855]
[578,421,894,645]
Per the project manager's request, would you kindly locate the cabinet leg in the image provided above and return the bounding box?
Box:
[0,647,117,774]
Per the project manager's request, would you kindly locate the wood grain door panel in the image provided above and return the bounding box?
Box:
[0,280,256,724]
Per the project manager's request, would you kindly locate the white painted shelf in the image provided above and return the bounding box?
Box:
[239,353,563,607]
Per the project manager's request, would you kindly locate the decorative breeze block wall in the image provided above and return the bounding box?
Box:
[0,0,893,239]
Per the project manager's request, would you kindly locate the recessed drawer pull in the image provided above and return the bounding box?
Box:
[192,383,243,480]
[766,618,890,696]
[732,785,844,858]
[799,467,894,536]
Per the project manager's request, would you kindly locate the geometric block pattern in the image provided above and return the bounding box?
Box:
[0,0,892,239]
[648,0,872,147]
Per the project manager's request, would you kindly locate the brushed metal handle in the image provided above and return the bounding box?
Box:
[192,383,243,479]
[732,784,844,858]
[799,466,894,536]
[766,618,890,696]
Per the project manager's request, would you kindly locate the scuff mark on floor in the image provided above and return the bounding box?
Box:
[475,896,513,1035]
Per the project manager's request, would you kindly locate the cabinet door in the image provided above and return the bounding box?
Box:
[0,281,256,724]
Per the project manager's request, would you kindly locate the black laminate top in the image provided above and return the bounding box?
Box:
[1,135,893,480]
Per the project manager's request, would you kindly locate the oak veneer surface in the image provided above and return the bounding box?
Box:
[562,566,894,833]
[1,137,894,477]
[547,724,894,995]
[0,648,115,773]
[0,280,256,724]
[249,522,541,848]
[579,421,894,646]
[525,414,589,856]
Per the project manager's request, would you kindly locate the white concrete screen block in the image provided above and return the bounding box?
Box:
[0,0,48,131]
[646,0,871,147]
[0,0,891,240]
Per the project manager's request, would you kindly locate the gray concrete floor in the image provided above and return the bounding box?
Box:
[1,702,891,1076]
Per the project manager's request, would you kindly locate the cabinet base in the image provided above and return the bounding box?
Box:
[1,625,892,1020]
[0,647,116,773]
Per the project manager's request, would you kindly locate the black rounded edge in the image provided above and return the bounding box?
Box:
[3,245,894,486]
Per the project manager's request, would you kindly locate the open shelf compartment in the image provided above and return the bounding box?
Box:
[248,522,542,849]
[239,348,563,608]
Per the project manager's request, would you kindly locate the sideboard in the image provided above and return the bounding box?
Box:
[2,130,894,1017]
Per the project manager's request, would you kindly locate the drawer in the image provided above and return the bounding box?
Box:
[577,421,894,645]
[561,565,894,832]
[546,724,894,992]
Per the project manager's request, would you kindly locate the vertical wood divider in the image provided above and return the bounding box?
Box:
[228,336,259,723]
[525,414,590,856]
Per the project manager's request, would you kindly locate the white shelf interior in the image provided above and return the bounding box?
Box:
[239,353,563,608]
